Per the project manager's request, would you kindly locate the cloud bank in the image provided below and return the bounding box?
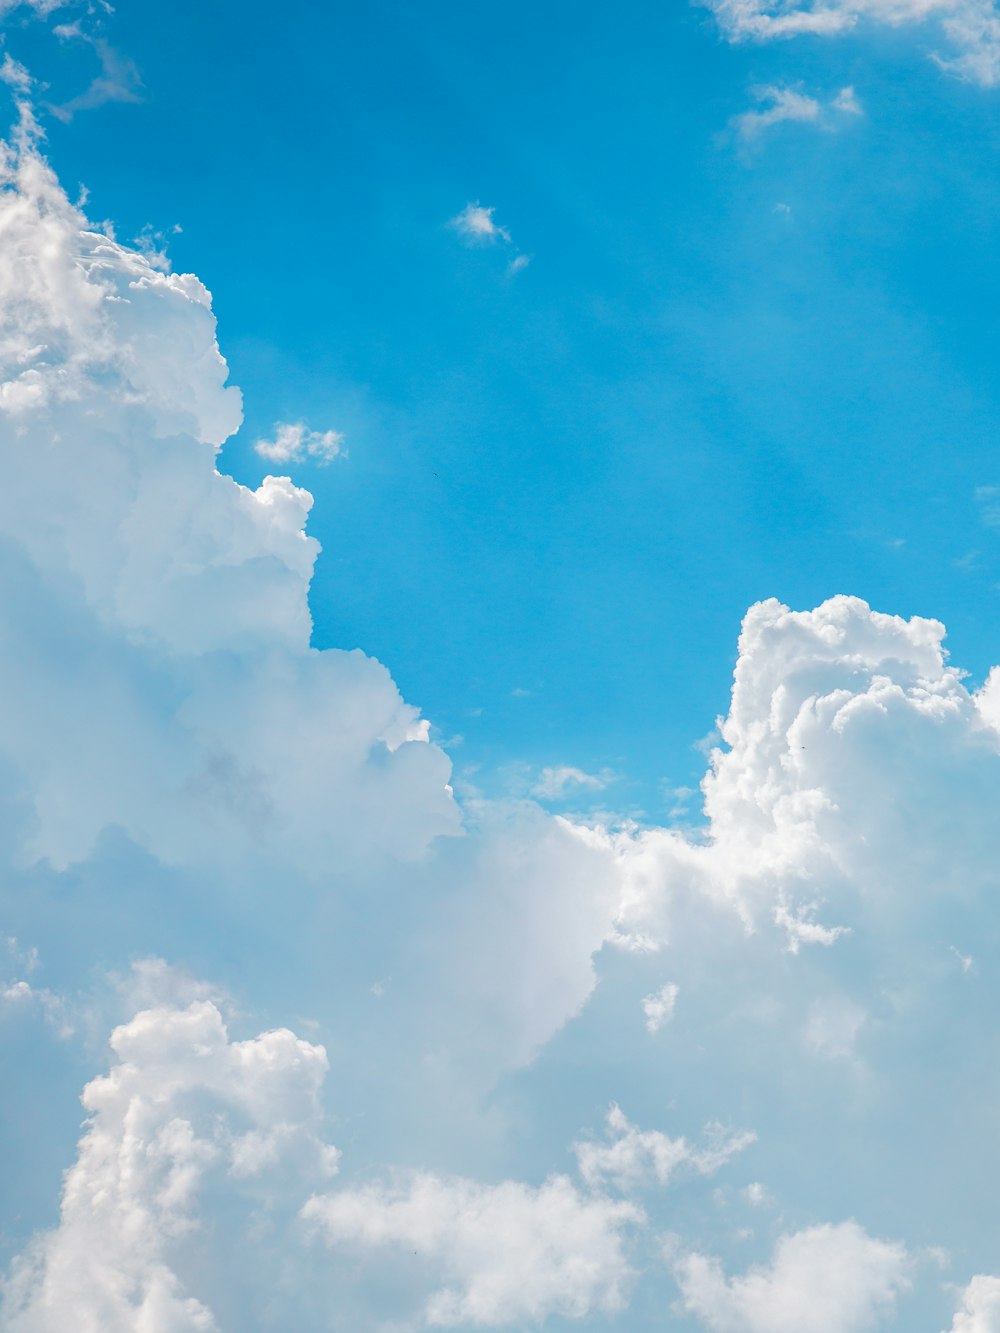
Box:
[2,99,1000,1331]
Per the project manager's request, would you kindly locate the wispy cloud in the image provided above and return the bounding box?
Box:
[734,83,863,141]
[49,25,143,122]
[705,0,1000,88]
[531,765,610,801]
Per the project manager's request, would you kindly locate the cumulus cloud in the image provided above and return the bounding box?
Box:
[585,594,1000,956]
[674,1221,911,1332]
[705,0,1000,86]
[5,76,1000,1333]
[0,126,458,877]
[303,1171,640,1327]
[253,421,345,466]
[1,992,337,1332]
[949,1276,1000,1331]
[0,118,619,1124]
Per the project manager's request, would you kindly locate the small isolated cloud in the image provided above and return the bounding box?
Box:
[734,85,822,140]
[450,200,531,273]
[833,84,863,114]
[531,765,609,801]
[450,201,511,245]
[642,982,679,1033]
[734,83,862,142]
[573,1105,754,1193]
[254,421,345,466]
[674,1221,911,1333]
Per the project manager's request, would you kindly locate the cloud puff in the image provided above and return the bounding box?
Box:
[254,421,344,466]
[674,1221,911,1332]
[573,1104,754,1193]
[949,1276,1000,1331]
[589,594,1000,955]
[449,201,530,273]
[449,201,511,245]
[303,1172,641,1327]
[1,991,337,1332]
[705,0,1000,87]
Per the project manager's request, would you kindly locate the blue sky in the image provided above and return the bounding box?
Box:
[5,2,1000,1331]
[21,0,1000,813]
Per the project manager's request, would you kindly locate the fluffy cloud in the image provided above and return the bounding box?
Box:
[253,422,344,466]
[588,594,1000,955]
[0,122,459,877]
[949,1276,1000,1331]
[572,1104,754,1192]
[303,1172,640,1327]
[674,1221,911,1332]
[0,991,337,1332]
[705,0,1000,86]
[449,201,511,245]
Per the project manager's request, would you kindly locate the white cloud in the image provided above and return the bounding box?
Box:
[0,128,459,875]
[705,0,1000,87]
[0,123,619,1102]
[585,594,1000,956]
[449,202,530,272]
[733,83,863,141]
[0,53,31,91]
[1,992,337,1332]
[734,85,823,139]
[531,765,609,800]
[450,201,511,245]
[833,84,864,112]
[254,421,345,466]
[948,1275,1000,1331]
[573,1104,754,1192]
[675,1221,911,1332]
[303,1171,640,1327]
[642,981,679,1032]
